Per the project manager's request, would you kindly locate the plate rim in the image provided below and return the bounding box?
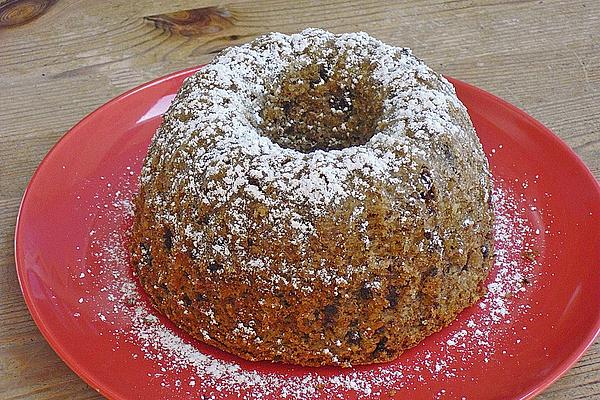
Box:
[14,66,201,400]
[451,78,600,399]
[14,67,600,400]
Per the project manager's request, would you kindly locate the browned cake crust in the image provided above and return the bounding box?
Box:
[131,29,494,367]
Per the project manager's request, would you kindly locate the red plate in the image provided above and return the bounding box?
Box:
[15,67,600,400]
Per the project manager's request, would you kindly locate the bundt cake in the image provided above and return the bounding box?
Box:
[131,28,494,367]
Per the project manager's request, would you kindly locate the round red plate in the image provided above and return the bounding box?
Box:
[15,67,600,400]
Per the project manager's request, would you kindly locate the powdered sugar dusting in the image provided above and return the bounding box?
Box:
[139,28,491,279]
[65,30,545,397]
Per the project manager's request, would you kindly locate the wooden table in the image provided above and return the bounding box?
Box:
[1,1,598,398]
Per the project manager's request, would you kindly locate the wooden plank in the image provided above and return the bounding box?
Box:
[1,0,598,399]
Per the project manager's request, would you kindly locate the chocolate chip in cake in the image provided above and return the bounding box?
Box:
[195,293,207,302]
[282,101,292,114]
[420,168,433,187]
[247,176,260,187]
[374,336,388,355]
[319,64,328,82]
[358,284,373,300]
[199,214,210,225]
[387,286,398,308]
[208,262,223,272]
[482,244,490,258]
[421,187,436,202]
[163,228,173,251]
[323,304,338,326]
[346,330,362,345]
[442,143,456,167]
[329,92,352,113]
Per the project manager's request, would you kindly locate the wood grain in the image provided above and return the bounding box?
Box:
[144,6,235,37]
[0,0,57,28]
[0,1,598,399]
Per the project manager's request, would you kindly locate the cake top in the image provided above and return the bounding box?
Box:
[141,28,489,261]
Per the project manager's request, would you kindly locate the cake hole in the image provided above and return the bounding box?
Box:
[260,56,385,153]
